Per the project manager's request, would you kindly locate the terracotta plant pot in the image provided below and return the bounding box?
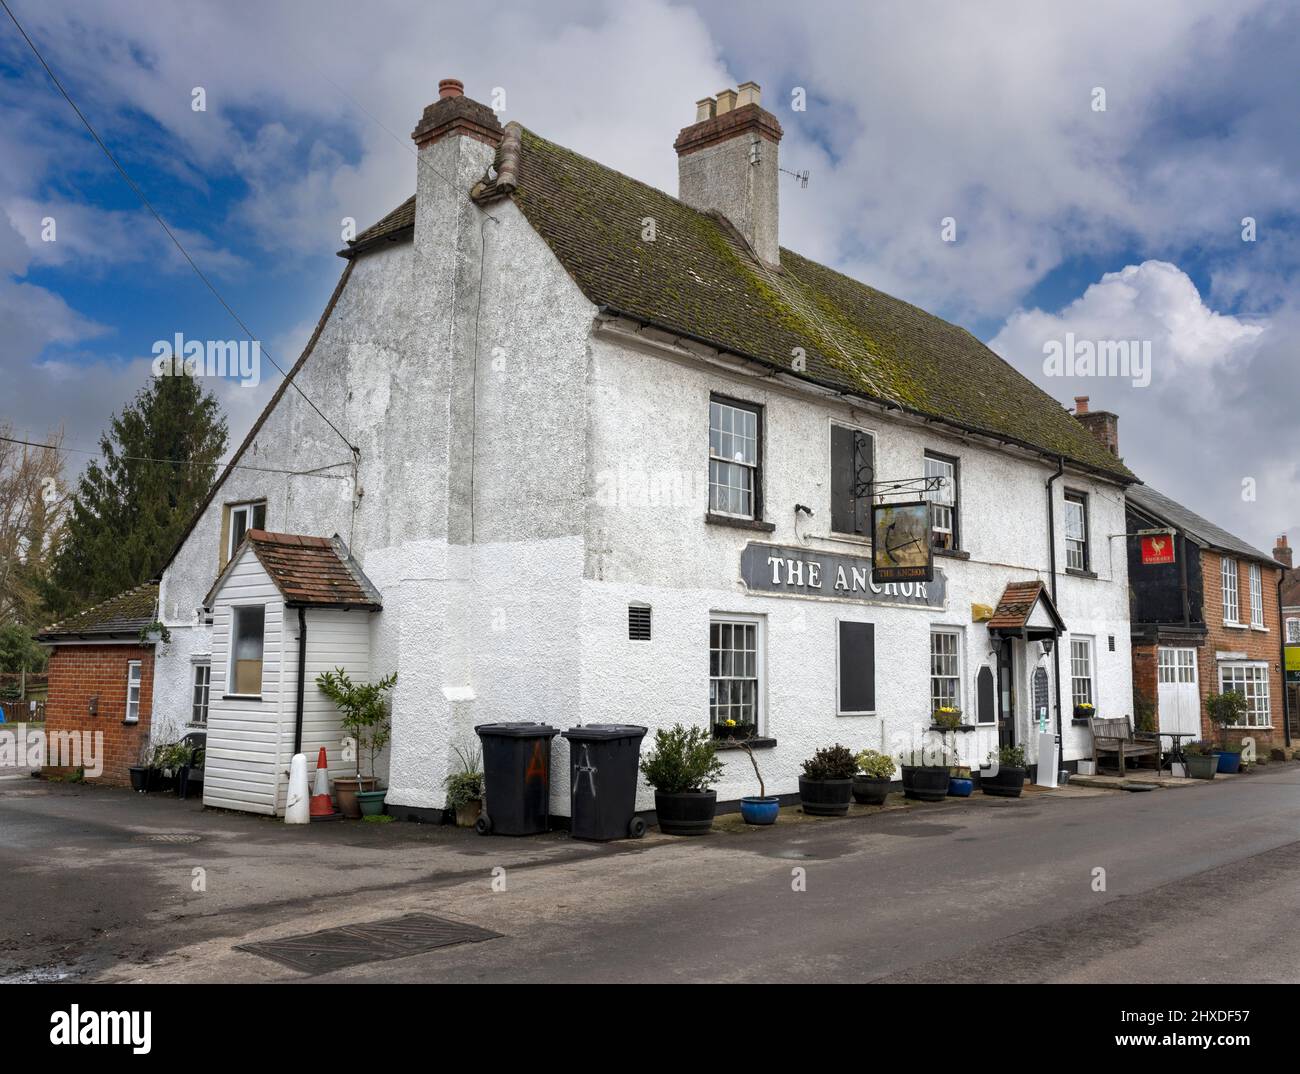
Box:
[334,776,378,819]
[455,799,482,827]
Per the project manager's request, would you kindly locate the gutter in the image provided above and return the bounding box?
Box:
[1046,455,1065,778]
[293,608,307,756]
[594,305,1137,487]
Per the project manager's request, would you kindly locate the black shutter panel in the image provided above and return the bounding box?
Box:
[838,621,875,712]
[830,424,854,534]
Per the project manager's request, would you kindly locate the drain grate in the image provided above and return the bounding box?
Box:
[134,833,202,843]
[236,913,501,974]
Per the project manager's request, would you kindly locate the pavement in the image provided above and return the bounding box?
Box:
[1,762,1298,983]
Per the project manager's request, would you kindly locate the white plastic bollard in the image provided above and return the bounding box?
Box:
[285,752,310,824]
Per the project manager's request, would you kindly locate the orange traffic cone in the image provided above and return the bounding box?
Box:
[310,747,337,819]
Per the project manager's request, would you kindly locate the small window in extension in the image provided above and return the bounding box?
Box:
[229,605,265,697]
[628,603,652,641]
[830,425,874,536]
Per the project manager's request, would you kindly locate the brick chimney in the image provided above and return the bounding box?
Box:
[674,81,783,265]
[1274,534,1292,569]
[1072,395,1120,457]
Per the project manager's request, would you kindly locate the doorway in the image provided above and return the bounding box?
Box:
[1156,646,1200,737]
[996,637,1018,748]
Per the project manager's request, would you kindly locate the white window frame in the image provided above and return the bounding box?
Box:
[226,500,267,561]
[929,627,963,714]
[191,660,211,726]
[1221,557,1240,625]
[708,398,760,520]
[1157,646,1197,685]
[1064,491,1088,572]
[1218,661,1271,728]
[1249,563,1264,628]
[1070,635,1095,710]
[1286,617,1300,645]
[709,614,764,735]
[125,660,142,724]
[924,453,958,550]
[227,605,266,699]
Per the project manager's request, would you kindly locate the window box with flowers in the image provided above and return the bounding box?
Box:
[1073,701,1096,721]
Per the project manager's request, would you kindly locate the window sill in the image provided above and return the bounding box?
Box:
[1065,568,1098,580]
[1222,622,1249,631]
[932,546,969,560]
[1250,625,1269,633]
[122,719,139,727]
[705,512,775,533]
[715,737,777,751]
[221,694,263,702]
[929,723,977,733]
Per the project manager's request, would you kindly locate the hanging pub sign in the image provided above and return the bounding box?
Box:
[871,500,934,583]
[1139,530,1176,565]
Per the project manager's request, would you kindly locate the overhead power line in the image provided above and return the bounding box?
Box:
[0,433,352,479]
[0,0,359,458]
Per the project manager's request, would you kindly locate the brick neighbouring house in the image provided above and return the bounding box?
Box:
[1278,534,1300,740]
[1124,486,1290,758]
[36,583,162,785]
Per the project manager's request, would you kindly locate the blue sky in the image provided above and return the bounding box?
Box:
[2,0,1297,551]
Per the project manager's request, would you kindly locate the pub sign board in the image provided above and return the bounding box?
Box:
[740,542,946,609]
[871,500,934,583]
[1139,530,1176,565]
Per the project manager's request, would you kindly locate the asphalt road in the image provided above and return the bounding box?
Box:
[1,763,1298,983]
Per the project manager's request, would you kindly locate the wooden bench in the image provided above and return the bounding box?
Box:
[1088,716,1161,776]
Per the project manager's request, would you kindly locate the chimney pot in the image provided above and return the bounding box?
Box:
[715,88,738,114]
[438,78,464,99]
[695,97,716,122]
[1074,395,1089,414]
[736,81,761,108]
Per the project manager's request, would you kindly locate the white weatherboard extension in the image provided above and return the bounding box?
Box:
[152,82,1135,818]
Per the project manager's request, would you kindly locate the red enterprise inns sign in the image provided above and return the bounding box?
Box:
[1140,531,1176,565]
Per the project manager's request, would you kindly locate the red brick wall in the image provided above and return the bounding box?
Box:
[42,644,154,786]
[1198,551,1284,753]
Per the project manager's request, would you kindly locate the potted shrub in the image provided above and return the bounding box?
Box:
[315,667,396,818]
[798,744,857,816]
[129,740,156,793]
[981,744,1028,798]
[641,724,725,836]
[1205,691,1248,773]
[852,749,895,805]
[735,737,779,825]
[1183,740,1220,780]
[443,744,485,826]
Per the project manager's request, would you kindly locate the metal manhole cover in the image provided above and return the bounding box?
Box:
[236,913,501,974]
[134,833,202,843]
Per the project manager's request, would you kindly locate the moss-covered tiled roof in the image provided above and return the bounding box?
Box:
[347,126,1135,482]
[38,582,159,640]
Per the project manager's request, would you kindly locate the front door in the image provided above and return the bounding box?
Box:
[996,637,1017,748]
[1157,646,1200,737]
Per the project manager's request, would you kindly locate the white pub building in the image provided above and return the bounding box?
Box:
[150,79,1136,818]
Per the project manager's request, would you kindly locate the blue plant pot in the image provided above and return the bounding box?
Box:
[947,777,973,797]
[1217,751,1242,774]
[740,796,780,825]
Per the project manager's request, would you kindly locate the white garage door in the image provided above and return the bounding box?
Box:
[1157,647,1200,737]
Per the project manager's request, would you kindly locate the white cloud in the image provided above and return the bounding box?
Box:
[989,260,1295,551]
